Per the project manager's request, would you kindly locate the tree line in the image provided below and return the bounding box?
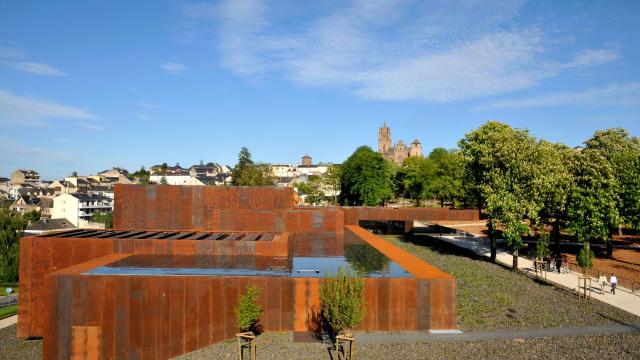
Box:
[338,121,640,268]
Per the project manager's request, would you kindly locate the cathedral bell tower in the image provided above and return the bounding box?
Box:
[378,122,392,154]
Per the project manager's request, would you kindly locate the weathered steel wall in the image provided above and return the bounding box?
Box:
[113,185,296,232]
[17,232,289,339]
[345,226,456,330]
[44,272,296,360]
[342,207,479,225]
[113,185,475,234]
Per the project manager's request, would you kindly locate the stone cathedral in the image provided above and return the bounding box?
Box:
[378,122,422,164]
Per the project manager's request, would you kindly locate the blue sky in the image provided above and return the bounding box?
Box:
[1,0,639,180]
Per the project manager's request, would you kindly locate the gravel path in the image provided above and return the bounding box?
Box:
[0,325,41,360]
[175,331,640,360]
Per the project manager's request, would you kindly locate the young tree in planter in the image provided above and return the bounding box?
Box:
[235,284,263,333]
[576,241,595,275]
[320,267,366,336]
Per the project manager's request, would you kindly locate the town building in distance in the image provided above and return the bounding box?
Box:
[378,122,422,163]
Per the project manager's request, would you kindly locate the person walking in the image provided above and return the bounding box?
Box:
[562,255,569,274]
[555,256,562,274]
[610,273,618,295]
[598,273,607,295]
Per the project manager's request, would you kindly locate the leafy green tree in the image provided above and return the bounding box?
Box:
[340,146,394,206]
[132,166,150,184]
[398,156,434,206]
[530,141,574,256]
[426,148,465,207]
[297,175,325,205]
[459,121,537,264]
[92,212,113,229]
[160,176,168,185]
[323,165,342,205]
[23,210,41,223]
[566,149,621,257]
[0,206,27,282]
[585,128,640,256]
[231,147,275,186]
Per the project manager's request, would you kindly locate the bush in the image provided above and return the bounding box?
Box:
[576,242,594,275]
[320,267,366,334]
[235,284,262,332]
[535,232,550,260]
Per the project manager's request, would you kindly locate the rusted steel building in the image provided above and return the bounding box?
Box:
[19,185,476,359]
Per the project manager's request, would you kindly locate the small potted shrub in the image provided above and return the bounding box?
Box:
[576,242,594,299]
[320,266,366,337]
[235,284,262,359]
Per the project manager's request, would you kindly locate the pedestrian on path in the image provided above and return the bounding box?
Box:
[555,257,562,273]
[610,273,618,295]
[598,273,607,295]
[562,255,569,274]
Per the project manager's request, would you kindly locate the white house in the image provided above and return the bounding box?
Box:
[271,164,297,178]
[52,193,113,227]
[149,174,205,186]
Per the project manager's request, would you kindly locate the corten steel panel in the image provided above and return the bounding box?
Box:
[71,326,100,360]
[429,279,457,330]
[416,279,431,330]
[114,277,130,360]
[114,185,295,231]
[376,279,391,330]
[156,277,171,359]
[362,278,377,329]
[341,207,479,225]
[17,237,32,337]
[195,277,211,350]
[168,277,185,358]
[101,277,117,359]
[184,279,199,354]
[210,277,226,344]
[293,278,321,332]
[266,277,282,331]
[129,277,144,359]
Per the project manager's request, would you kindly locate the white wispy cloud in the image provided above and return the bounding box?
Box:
[161,62,187,74]
[10,61,67,76]
[185,0,620,103]
[0,89,98,125]
[79,123,103,131]
[0,45,67,76]
[137,114,150,120]
[476,83,640,110]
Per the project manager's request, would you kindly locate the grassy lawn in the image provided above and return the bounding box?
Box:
[0,305,17,319]
[382,234,640,330]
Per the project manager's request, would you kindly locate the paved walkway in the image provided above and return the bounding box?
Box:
[0,315,17,330]
[417,223,640,318]
[357,323,639,344]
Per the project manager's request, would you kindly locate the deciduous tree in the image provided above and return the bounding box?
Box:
[340,146,394,206]
[231,147,275,186]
